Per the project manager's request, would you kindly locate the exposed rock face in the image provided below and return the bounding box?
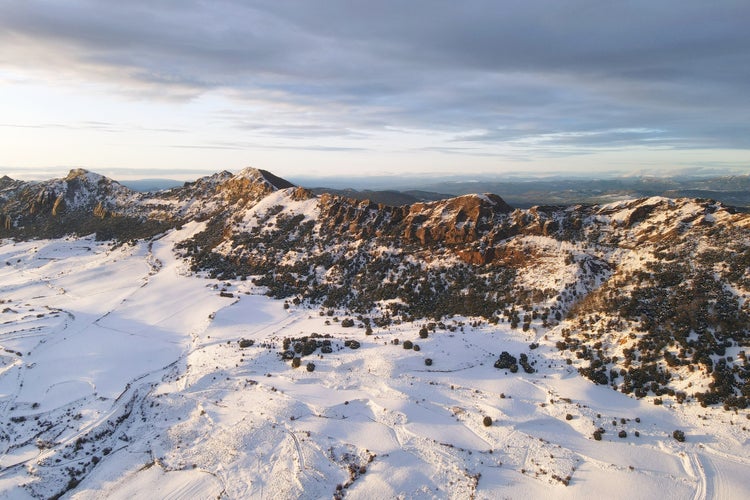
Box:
[317,194,392,239]
[403,194,512,245]
[316,192,514,258]
[0,169,149,238]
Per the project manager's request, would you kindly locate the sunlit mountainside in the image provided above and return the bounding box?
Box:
[0,168,748,498]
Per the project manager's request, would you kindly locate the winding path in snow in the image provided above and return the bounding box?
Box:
[685,452,707,500]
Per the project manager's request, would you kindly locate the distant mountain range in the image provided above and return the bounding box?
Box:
[120,173,750,210]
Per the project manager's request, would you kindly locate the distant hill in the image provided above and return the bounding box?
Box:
[310,187,450,206]
[418,175,750,209]
[299,174,750,210]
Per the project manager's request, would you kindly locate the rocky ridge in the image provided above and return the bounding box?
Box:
[1,168,749,408]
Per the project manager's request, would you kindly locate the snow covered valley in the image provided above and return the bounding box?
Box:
[1,228,748,499]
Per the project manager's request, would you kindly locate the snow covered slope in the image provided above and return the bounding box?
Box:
[0,230,747,499]
[0,168,749,498]
[2,169,749,408]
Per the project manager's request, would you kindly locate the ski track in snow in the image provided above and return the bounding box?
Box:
[683,452,707,500]
[0,231,748,499]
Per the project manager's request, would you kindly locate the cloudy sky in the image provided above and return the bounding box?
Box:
[1,0,749,181]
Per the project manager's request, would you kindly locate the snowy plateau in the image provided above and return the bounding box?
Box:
[0,168,749,499]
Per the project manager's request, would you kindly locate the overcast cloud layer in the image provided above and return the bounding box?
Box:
[0,1,749,179]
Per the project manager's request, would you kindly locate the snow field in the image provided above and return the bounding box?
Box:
[0,230,748,499]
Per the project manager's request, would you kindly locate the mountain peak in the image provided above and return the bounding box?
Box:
[65,168,94,181]
[62,168,122,188]
[233,167,295,190]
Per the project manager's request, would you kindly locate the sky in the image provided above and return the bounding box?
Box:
[1,0,749,182]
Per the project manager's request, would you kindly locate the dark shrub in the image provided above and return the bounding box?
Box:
[306,362,315,372]
[494,351,517,370]
[348,340,361,349]
[673,429,686,442]
[425,358,433,366]
[483,416,492,427]
[565,414,573,421]
[618,430,627,438]
[292,357,301,368]
[403,340,413,349]
[495,351,519,373]
[302,340,317,356]
[413,344,420,351]
[238,339,254,348]
[419,327,429,339]
[519,353,535,373]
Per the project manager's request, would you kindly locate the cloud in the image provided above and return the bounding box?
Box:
[0,0,748,161]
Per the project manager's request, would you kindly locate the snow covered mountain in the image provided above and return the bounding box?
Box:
[1,168,749,498]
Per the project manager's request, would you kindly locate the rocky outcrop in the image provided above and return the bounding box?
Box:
[0,167,296,238]
[401,194,512,245]
[0,169,153,238]
[316,192,514,254]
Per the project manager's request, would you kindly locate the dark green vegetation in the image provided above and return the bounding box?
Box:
[559,220,750,410]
